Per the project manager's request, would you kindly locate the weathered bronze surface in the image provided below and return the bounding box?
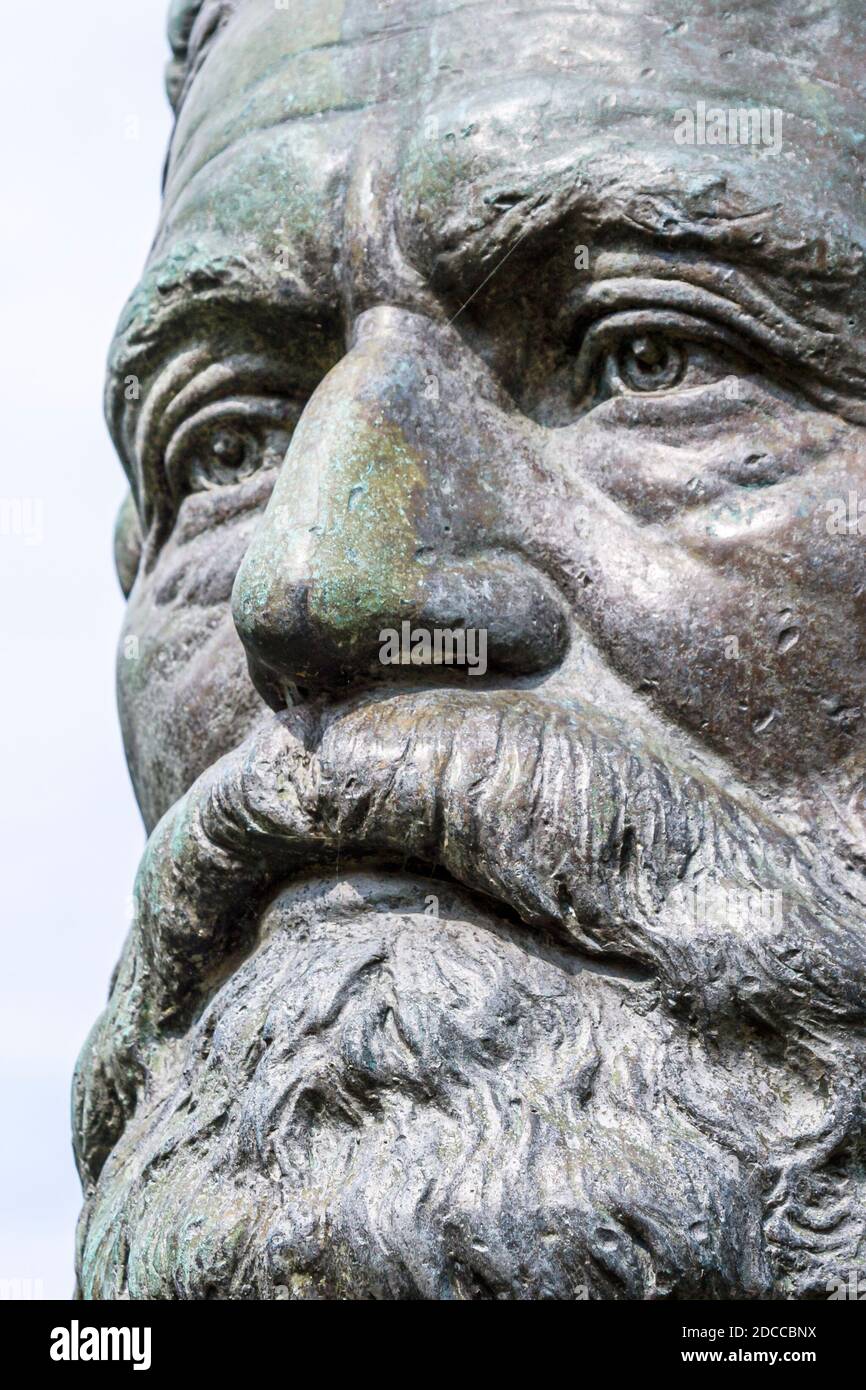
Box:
[75,0,866,1298]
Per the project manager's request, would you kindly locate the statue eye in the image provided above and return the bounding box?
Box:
[163,398,299,499]
[573,311,751,409]
[616,335,686,392]
[189,426,259,490]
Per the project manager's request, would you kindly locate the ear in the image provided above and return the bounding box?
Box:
[113,491,143,599]
[166,0,206,111]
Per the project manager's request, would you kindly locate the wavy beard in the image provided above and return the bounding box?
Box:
[74,691,866,1298]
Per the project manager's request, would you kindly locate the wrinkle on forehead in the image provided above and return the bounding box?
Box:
[165,0,866,198]
[157,0,866,288]
[106,0,866,463]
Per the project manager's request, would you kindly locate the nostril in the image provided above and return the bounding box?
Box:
[414,553,570,678]
[234,544,571,704]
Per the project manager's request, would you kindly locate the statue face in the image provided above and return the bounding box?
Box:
[113,0,866,829]
[77,0,866,1300]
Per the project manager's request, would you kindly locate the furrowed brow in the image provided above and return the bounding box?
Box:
[416,167,863,304]
[106,259,338,482]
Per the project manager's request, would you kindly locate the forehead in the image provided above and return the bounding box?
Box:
[164,0,866,183]
[110,0,866,394]
[166,0,864,247]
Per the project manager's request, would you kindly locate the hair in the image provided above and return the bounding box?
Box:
[75,694,866,1299]
[76,884,776,1300]
[165,1,238,113]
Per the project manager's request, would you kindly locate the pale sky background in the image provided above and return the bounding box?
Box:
[0,0,172,1298]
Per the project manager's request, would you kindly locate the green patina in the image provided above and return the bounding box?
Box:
[307,416,427,637]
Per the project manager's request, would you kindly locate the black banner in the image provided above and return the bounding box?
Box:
[1,1293,862,1376]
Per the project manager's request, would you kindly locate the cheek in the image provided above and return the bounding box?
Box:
[118,531,269,833]
[561,380,842,524]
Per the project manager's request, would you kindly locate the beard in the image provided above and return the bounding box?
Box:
[74,689,866,1299]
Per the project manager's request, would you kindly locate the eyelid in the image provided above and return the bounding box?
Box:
[131,359,316,550]
[137,357,306,524]
[164,396,300,498]
[573,274,858,400]
[571,278,866,422]
[573,309,752,403]
[577,276,811,361]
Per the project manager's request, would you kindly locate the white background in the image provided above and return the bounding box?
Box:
[0,0,172,1298]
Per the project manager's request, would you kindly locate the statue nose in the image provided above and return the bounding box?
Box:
[232,307,568,705]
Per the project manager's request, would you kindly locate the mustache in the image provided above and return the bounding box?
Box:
[74,688,866,1189]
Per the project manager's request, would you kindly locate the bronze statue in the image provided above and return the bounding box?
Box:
[74,0,866,1298]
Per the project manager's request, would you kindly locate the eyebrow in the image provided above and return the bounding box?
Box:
[106,265,339,480]
[108,150,866,486]
[422,166,866,417]
[416,164,863,308]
